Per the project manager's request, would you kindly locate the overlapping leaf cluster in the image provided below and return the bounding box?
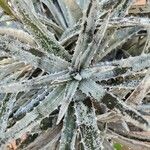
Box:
[0,0,150,149]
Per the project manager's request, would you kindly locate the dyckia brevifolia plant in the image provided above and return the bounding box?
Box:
[0,0,150,149]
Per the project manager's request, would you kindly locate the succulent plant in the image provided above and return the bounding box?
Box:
[0,0,150,149]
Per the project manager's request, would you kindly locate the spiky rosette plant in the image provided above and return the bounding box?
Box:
[0,0,150,149]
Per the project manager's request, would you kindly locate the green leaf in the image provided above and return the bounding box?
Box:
[113,143,122,150]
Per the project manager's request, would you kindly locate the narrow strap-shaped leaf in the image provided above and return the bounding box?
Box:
[112,53,150,72]
[96,26,141,62]
[0,70,71,93]
[72,0,98,68]
[77,0,90,9]
[81,54,149,82]
[102,92,150,130]
[4,86,65,139]
[38,14,64,36]
[99,0,133,18]
[143,28,150,54]
[41,0,67,29]
[109,129,150,150]
[0,61,25,80]
[12,0,71,60]
[112,0,133,17]
[0,35,70,73]
[91,53,150,80]
[24,124,62,150]
[60,16,147,50]
[79,78,150,130]
[79,79,105,101]
[95,1,134,64]
[80,63,115,79]
[81,65,128,80]
[63,0,83,22]
[97,111,122,123]
[60,23,80,41]
[0,70,26,85]
[101,70,146,93]
[59,23,80,49]
[96,0,138,63]
[52,0,82,28]
[79,14,110,68]
[75,100,102,150]
[59,103,76,150]
[0,58,14,65]
[0,27,36,46]
[109,126,150,143]
[13,89,49,119]
[126,69,150,105]
[0,93,16,139]
[57,0,76,27]
[0,64,33,85]
[98,17,150,28]
[57,81,79,124]
[1,65,34,84]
